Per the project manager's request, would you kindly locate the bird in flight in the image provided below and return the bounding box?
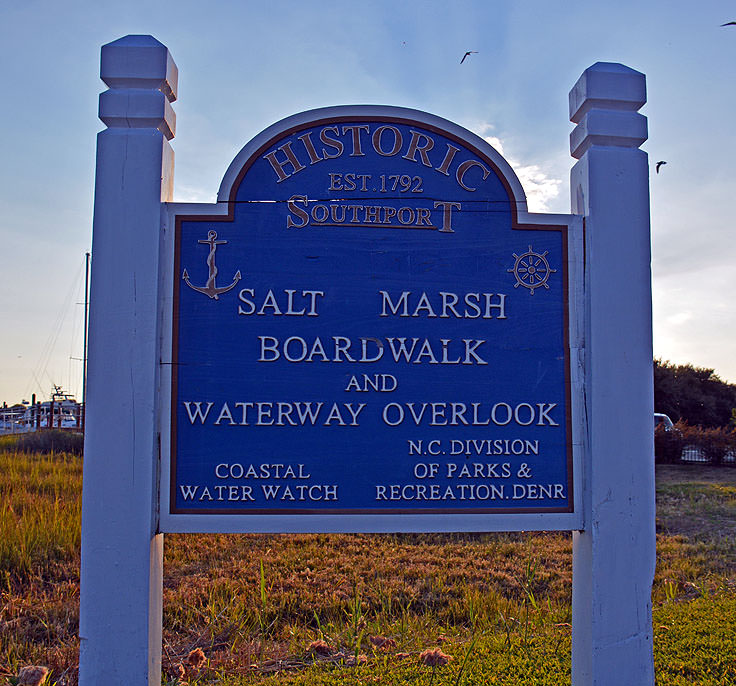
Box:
[656,161,667,174]
[460,51,478,64]
[721,21,736,26]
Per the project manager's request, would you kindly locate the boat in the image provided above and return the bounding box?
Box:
[0,386,83,434]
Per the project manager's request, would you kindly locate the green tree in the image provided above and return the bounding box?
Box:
[654,359,736,428]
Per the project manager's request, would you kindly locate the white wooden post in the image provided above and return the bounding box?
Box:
[79,35,176,685]
[569,63,655,684]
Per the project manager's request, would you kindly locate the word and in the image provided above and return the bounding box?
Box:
[345,374,398,392]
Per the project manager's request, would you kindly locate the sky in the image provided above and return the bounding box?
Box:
[1,0,734,404]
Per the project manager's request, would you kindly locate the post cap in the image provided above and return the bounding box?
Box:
[569,62,645,124]
[99,89,176,139]
[569,109,647,159]
[101,35,178,103]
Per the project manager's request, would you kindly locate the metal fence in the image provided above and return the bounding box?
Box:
[678,445,736,465]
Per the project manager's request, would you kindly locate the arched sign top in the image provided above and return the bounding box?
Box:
[217,105,528,216]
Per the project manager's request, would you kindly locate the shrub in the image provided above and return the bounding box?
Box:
[654,423,684,464]
[14,430,83,456]
[655,421,736,465]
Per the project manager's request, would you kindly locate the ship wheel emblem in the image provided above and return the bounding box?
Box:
[508,245,556,295]
[182,230,241,299]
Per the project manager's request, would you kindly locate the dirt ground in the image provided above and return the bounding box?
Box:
[656,463,736,485]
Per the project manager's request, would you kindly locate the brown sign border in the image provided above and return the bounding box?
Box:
[169,114,574,517]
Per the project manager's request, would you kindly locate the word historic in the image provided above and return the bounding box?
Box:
[262,123,492,192]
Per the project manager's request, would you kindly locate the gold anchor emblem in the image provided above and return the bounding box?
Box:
[182,230,241,299]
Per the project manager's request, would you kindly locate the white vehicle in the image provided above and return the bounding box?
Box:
[654,413,675,432]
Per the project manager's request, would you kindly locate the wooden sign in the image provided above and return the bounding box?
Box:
[159,107,583,532]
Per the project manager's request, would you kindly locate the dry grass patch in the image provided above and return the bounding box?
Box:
[160,531,573,680]
[2,450,735,684]
[654,464,736,592]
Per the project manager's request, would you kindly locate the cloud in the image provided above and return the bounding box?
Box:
[176,185,217,204]
[512,163,562,214]
[665,311,693,327]
[653,269,736,383]
[476,127,562,213]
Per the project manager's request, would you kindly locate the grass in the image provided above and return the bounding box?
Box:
[0,447,82,685]
[0,449,81,577]
[1,445,735,685]
[160,532,574,682]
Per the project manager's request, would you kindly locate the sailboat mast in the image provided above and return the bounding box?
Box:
[82,251,90,429]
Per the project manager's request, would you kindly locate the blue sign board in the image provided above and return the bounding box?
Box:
[169,107,574,518]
